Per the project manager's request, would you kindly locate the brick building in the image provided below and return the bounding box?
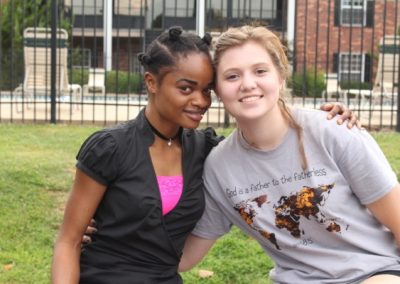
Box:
[66,0,287,72]
[294,0,399,84]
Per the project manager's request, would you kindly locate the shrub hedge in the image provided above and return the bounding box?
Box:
[287,69,326,98]
[70,68,143,94]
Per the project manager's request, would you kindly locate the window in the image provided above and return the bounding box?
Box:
[207,0,276,20]
[341,0,365,25]
[70,48,91,68]
[337,0,374,26]
[165,0,195,17]
[115,0,143,16]
[70,0,103,15]
[339,53,365,82]
[206,0,227,19]
[232,0,276,19]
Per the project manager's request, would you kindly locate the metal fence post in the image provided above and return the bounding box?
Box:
[223,111,230,128]
[397,50,400,132]
[50,0,58,124]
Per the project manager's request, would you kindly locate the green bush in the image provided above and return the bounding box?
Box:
[288,70,326,98]
[339,81,372,90]
[105,71,142,94]
[69,69,143,94]
[69,68,89,86]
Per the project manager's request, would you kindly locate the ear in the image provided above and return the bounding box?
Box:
[144,72,157,95]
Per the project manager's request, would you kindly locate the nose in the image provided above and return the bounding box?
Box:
[240,73,257,92]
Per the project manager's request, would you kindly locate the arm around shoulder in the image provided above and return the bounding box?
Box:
[178,233,217,272]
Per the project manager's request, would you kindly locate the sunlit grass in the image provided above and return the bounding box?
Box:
[0,124,398,283]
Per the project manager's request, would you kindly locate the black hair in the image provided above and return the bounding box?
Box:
[137,26,212,80]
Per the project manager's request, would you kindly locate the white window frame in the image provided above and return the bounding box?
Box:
[340,0,367,26]
[339,52,365,82]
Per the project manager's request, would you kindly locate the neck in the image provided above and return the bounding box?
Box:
[144,110,182,147]
[238,105,289,151]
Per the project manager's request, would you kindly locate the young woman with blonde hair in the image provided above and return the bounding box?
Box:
[182,25,400,284]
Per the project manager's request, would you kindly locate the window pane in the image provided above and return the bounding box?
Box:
[165,0,195,17]
[71,48,91,68]
[340,0,365,25]
[115,0,142,16]
[232,0,276,19]
[208,0,227,18]
[341,8,364,25]
[72,0,103,15]
[339,53,364,82]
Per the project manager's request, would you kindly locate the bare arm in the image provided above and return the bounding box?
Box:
[366,183,400,247]
[51,169,107,284]
[178,234,217,272]
[320,102,361,129]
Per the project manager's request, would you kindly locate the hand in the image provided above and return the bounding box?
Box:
[320,102,362,129]
[82,219,97,245]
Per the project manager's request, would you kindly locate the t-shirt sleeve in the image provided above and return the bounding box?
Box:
[191,151,232,239]
[191,188,232,239]
[76,130,119,186]
[334,128,398,205]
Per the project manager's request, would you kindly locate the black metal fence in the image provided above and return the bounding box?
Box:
[0,0,399,131]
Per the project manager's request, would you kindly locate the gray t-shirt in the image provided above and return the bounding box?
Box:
[192,108,400,284]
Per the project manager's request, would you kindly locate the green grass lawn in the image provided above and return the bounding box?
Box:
[0,124,399,283]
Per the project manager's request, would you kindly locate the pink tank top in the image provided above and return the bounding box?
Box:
[157,176,183,215]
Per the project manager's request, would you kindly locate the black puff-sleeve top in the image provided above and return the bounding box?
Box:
[77,109,222,284]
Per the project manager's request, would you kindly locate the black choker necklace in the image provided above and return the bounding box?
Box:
[145,117,182,146]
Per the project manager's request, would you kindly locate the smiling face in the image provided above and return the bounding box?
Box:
[215,40,283,123]
[146,52,214,130]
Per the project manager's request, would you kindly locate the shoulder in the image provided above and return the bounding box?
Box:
[292,107,338,129]
[188,127,224,157]
[78,129,117,157]
[205,129,238,167]
[292,107,379,160]
[105,119,138,142]
[77,120,138,160]
[292,107,360,141]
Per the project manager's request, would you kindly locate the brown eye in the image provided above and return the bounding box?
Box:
[179,86,192,94]
[256,68,268,75]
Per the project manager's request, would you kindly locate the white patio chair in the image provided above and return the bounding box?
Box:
[346,36,398,107]
[322,73,347,103]
[14,27,81,112]
[83,68,106,97]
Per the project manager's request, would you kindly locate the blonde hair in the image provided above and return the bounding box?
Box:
[214,25,308,170]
